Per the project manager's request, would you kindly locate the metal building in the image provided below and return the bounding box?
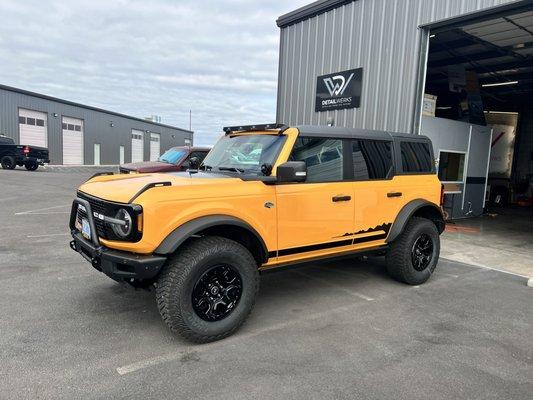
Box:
[276,0,533,221]
[0,84,193,165]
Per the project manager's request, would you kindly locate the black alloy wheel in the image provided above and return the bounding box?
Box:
[1,156,16,170]
[192,264,243,322]
[411,233,434,271]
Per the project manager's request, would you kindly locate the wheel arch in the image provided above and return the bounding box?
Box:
[154,215,269,265]
[386,199,445,243]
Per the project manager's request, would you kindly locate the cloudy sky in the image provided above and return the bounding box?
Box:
[0,0,309,145]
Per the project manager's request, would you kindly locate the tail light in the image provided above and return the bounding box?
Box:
[23,146,30,154]
[440,184,445,206]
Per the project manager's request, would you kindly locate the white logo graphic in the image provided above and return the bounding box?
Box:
[323,73,355,96]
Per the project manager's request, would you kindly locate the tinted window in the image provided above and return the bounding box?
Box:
[352,140,393,180]
[401,141,433,173]
[159,148,187,164]
[290,137,344,182]
[190,151,207,163]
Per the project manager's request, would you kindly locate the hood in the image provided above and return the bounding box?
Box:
[78,171,234,204]
[120,161,178,173]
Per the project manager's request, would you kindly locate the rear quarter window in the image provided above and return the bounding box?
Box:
[400,141,433,173]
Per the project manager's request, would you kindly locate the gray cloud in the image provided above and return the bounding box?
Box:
[0,0,308,145]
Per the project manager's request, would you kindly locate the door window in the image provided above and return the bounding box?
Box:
[289,137,344,182]
[352,140,393,180]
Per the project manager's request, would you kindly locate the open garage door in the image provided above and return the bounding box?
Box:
[150,133,160,161]
[419,3,533,220]
[62,117,84,165]
[18,109,47,147]
[131,129,144,163]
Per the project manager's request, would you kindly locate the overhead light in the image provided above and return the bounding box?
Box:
[437,106,452,110]
[484,111,519,115]
[481,81,518,87]
[429,34,436,38]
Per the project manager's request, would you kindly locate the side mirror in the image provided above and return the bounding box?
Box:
[277,161,307,183]
[189,156,199,170]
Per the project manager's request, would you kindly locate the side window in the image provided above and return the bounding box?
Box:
[190,151,207,162]
[400,141,433,173]
[352,140,393,180]
[289,137,344,182]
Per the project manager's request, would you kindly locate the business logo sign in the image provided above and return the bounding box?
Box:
[315,68,363,112]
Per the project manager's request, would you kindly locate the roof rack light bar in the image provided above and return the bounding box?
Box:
[223,123,288,134]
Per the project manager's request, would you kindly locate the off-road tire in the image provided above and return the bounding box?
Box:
[1,155,16,170]
[24,162,38,171]
[155,236,259,343]
[386,217,440,285]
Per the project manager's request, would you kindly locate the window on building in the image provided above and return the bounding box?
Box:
[68,124,75,131]
[352,140,393,180]
[289,137,344,182]
[26,117,36,125]
[438,151,466,182]
[18,116,26,124]
[36,119,45,127]
[74,125,81,131]
[62,123,67,130]
[400,141,433,173]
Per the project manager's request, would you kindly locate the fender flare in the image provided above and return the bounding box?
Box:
[154,214,269,261]
[386,199,445,243]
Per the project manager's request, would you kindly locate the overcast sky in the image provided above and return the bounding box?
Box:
[0,0,309,145]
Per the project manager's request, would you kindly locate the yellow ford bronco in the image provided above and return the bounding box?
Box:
[69,124,444,342]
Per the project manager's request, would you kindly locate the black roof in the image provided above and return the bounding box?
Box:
[277,0,354,28]
[0,84,193,133]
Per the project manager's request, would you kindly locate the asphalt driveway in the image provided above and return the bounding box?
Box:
[0,168,531,399]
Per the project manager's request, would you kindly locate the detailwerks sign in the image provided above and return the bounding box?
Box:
[315,68,363,112]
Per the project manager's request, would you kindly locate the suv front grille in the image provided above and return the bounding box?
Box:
[76,192,120,241]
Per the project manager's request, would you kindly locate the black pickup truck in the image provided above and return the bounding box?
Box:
[0,136,50,171]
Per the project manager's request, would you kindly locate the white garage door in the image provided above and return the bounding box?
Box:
[131,130,144,163]
[150,133,160,161]
[62,117,84,165]
[19,109,47,147]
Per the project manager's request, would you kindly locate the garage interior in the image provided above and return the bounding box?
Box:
[420,3,533,276]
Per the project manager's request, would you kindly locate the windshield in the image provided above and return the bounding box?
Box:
[201,134,286,174]
[159,148,187,164]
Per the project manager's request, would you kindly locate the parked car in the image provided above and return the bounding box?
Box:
[119,146,210,173]
[0,136,50,171]
[69,123,444,343]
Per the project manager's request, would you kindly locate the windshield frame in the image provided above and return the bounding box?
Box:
[201,133,287,176]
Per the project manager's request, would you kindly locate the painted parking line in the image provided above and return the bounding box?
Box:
[117,300,365,376]
[27,233,70,238]
[15,204,70,215]
[442,257,531,280]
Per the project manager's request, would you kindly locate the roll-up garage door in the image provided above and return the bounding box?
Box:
[131,129,144,162]
[62,117,84,165]
[150,133,160,161]
[18,109,47,147]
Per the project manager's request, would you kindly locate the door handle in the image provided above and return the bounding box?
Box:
[332,195,351,202]
[387,192,402,198]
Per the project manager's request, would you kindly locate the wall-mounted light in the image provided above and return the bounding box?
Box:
[110,121,115,127]
[53,113,58,117]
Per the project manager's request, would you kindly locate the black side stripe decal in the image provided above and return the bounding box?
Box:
[269,233,388,258]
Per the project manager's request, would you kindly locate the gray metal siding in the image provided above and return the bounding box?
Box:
[277,0,517,132]
[0,88,192,165]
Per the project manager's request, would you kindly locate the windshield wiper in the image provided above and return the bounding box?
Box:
[218,166,244,174]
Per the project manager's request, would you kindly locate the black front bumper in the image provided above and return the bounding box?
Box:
[69,198,166,284]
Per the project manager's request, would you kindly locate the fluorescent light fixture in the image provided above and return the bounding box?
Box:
[436,106,452,110]
[429,34,436,38]
[481,81,518,87]
[484,111,519,115]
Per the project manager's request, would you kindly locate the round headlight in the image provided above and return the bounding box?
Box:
[112,208,133,238]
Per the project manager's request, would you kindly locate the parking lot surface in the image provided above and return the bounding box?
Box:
[1,168,532,400]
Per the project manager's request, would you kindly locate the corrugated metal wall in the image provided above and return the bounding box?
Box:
[0,88,192,165]
[277,0,516,133]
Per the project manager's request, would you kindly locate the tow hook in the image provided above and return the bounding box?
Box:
[69,240,77,252]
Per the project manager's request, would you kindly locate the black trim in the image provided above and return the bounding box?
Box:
[386,199,445,243]
[223,123,288,134]
[466,177,486,185]
[277,239,353,257]
[128,181,172,203]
